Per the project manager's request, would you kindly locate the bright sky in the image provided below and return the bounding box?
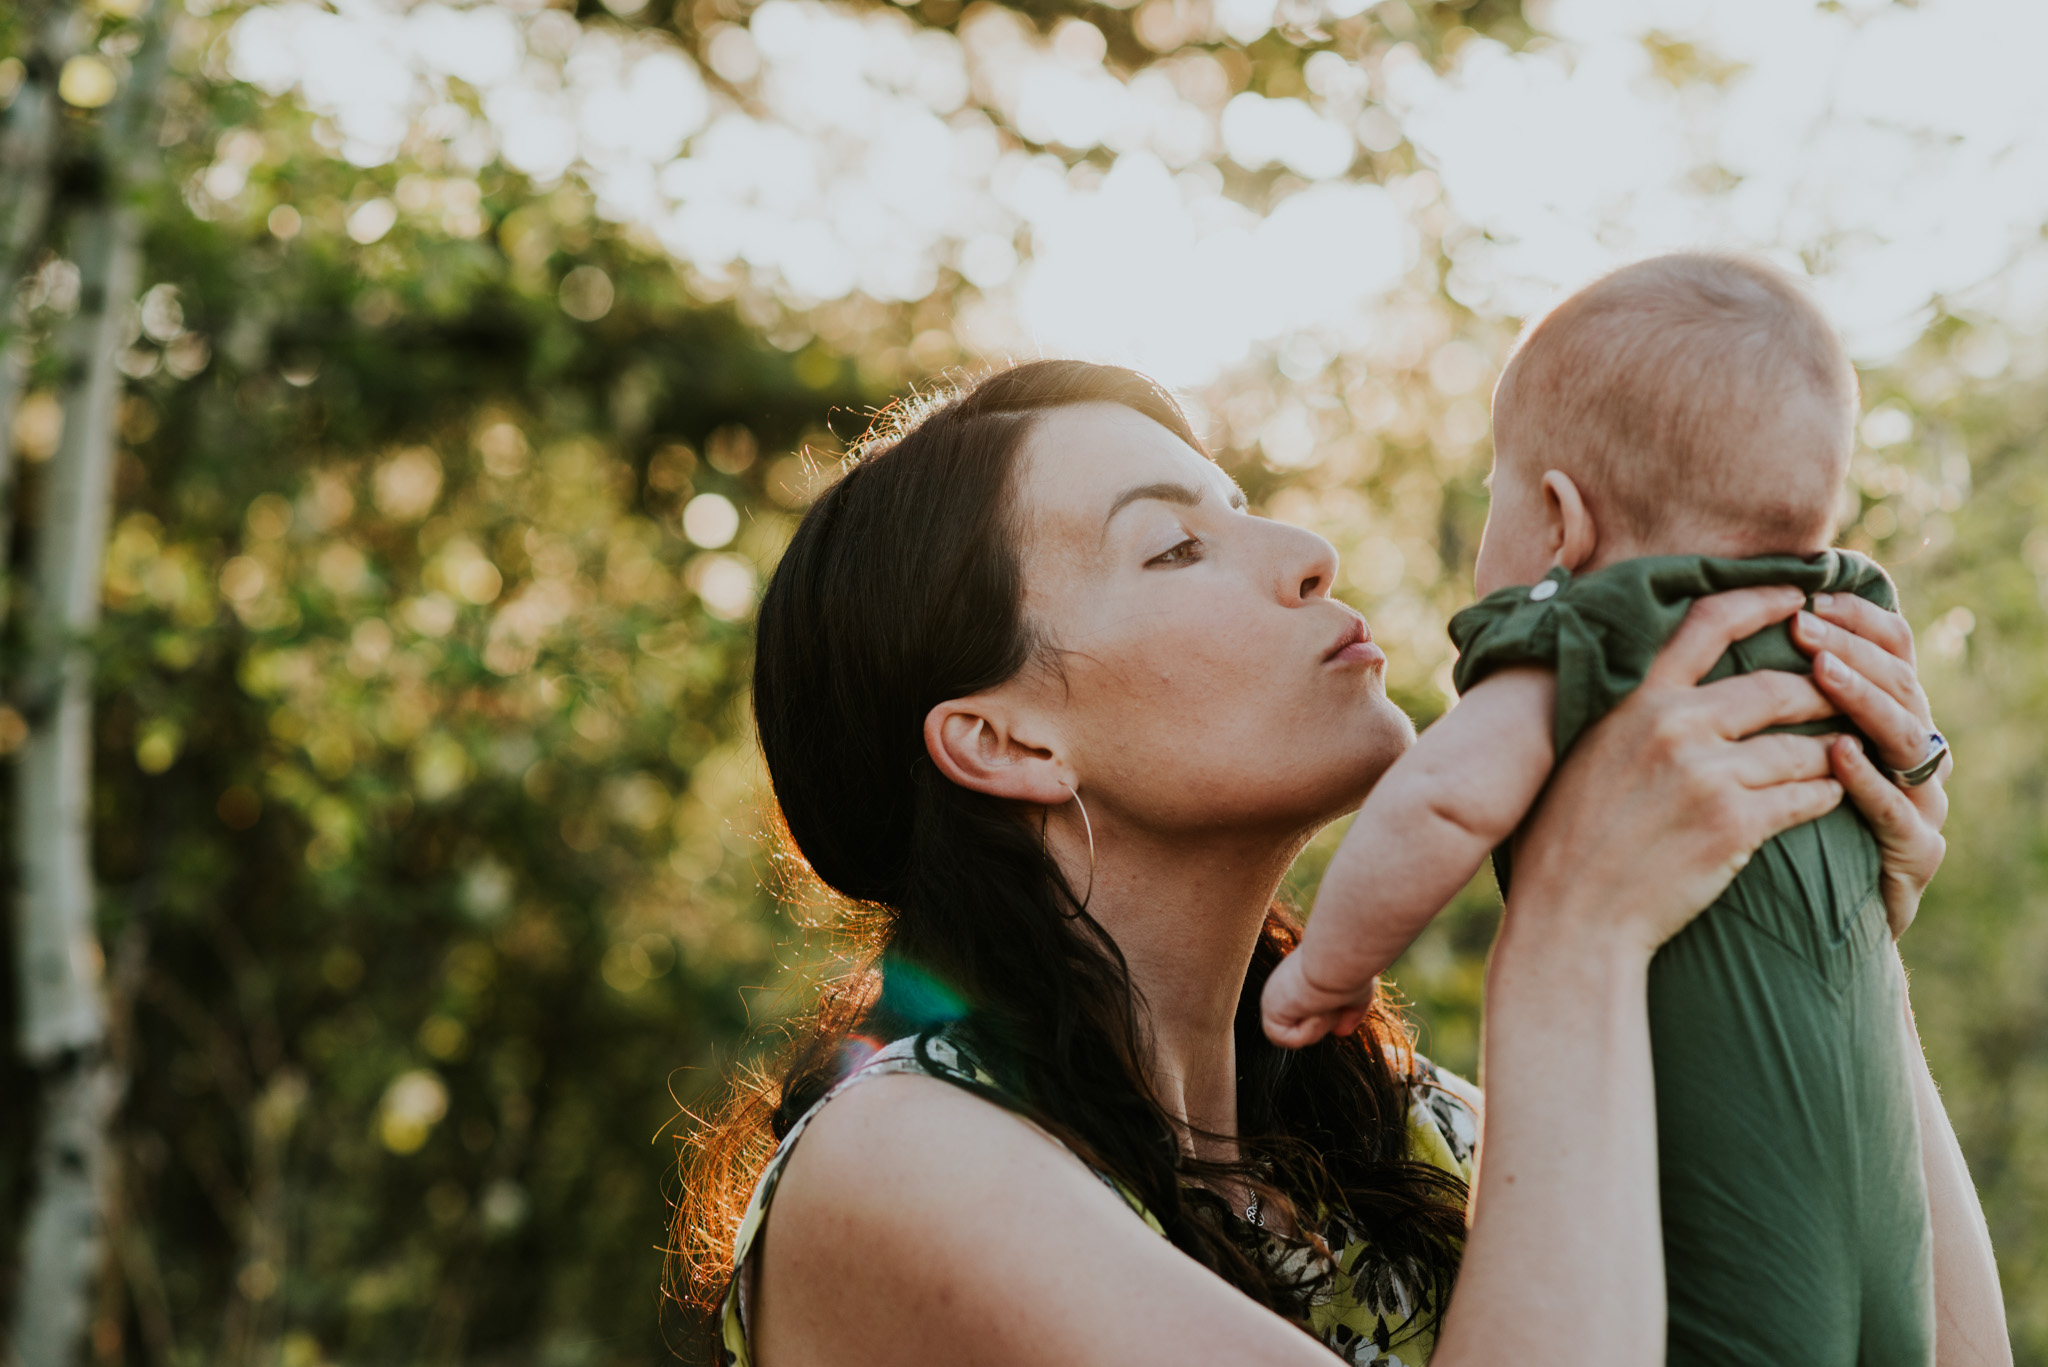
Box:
[226,0,2048,384]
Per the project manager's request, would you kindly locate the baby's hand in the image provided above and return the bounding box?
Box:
[1261,952,1376,1050]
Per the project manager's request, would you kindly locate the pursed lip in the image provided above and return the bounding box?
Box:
[1322,612,1384,666]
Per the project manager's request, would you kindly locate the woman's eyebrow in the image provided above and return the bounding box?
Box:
[1103,478,1245,528]
[1103,480,1206,528]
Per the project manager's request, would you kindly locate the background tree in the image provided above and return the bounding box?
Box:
[5,3,173,1364]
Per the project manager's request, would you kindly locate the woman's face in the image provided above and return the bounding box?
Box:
[1006,403,1414,843]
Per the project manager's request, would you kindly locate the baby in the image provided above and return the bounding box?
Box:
[1265,254,1934,1366]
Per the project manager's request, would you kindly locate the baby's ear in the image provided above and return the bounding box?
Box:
[1541,470,1597,572]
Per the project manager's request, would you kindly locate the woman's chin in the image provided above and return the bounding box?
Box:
[1362,686,1419,751]
[1291,696,1416,820]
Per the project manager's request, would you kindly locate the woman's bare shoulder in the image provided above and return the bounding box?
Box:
[761,1070,1121,1275]
[776,1068,1099,1206]
[751,1072,1328,1367]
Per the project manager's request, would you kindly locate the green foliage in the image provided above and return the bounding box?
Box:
[6,21,877,1356]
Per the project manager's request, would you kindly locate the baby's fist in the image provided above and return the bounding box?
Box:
[1261,955,1371,1050]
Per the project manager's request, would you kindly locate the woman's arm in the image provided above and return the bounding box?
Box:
[1441,913,1667,1363]
[1903,988,2012,1367]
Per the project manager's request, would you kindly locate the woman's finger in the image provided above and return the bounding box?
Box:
[1884,743,1952,833]
[1691,667,1835,740]
[1792,610,1925,716]
[1743,776,1846,848]
[1811,591,1917,666]
[1924,748,1955,809]
[1831,735,1946,939]
[1831,734,1923,847]
[1644,586,1807,688]
[1727,732,1835,789]
[1810,650,1936,771]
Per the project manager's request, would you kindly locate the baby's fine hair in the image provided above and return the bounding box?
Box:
[1493,252,1858,550]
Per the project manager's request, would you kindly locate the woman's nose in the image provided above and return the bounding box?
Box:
[1273,522,1339,605]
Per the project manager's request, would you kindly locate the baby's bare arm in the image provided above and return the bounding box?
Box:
[1299,668,1558,986]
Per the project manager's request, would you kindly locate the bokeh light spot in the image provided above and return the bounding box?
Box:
[58,56,117,109]
[559,265,615,321]
[682,493,740,548]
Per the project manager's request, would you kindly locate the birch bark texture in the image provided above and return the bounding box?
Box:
[10,177,139,1367]
[9,3,166,1363]
[0,4,73,646]
[17,205,139,1057]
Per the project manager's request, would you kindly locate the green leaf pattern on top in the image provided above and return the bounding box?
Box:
[718,1034,1478,1366]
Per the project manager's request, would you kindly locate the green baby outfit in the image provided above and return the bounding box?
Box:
[1449,551,1934,1367]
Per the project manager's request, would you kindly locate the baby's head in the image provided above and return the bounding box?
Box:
[1475,252,1858,596]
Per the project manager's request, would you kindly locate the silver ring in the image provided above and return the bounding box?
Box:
[1885,732,1948,787]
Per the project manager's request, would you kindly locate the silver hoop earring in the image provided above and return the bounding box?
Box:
[1065,783,1096,909]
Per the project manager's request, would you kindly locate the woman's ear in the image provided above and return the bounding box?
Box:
[1541,470,1598,573]
[924,698,1071,806]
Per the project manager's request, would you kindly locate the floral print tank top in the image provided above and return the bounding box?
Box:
[718,1032,1480,1366]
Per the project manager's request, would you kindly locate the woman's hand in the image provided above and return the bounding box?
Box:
[1792,595,1950,939]
[1507,586,1846,960]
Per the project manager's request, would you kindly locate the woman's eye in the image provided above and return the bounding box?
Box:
[1149,537,1202,566]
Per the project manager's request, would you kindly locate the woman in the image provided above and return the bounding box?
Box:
[677,361,2005,1366]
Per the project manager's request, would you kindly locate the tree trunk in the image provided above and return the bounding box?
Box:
[16,198,137,1055]
[10,197,141,1367]
[10,1061,120,1367]
[10,2,167,1361]
[0,2,73,634]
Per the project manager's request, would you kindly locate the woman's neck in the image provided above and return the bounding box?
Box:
[1056,810,1304,1159]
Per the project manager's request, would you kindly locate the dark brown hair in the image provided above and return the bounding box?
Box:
[671,360,1467,1347]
